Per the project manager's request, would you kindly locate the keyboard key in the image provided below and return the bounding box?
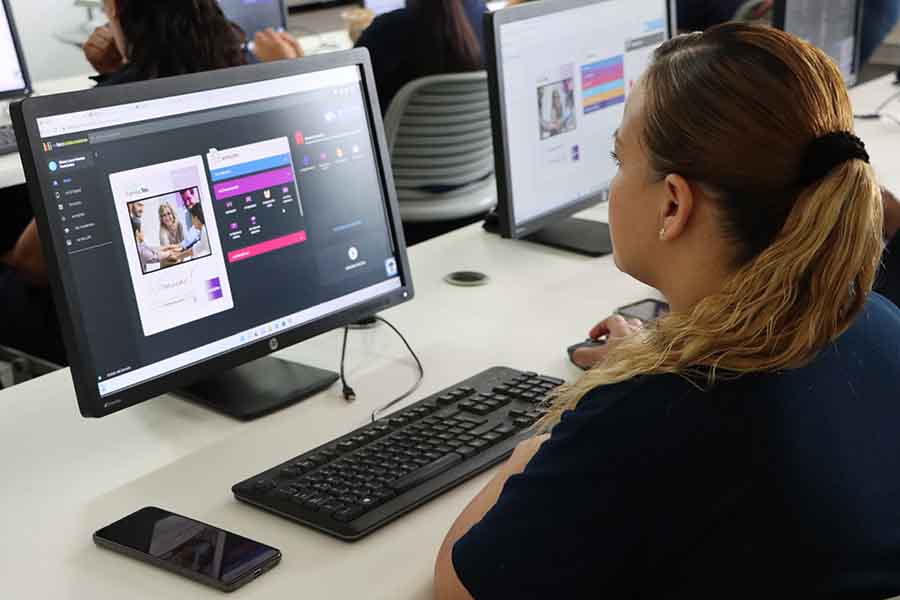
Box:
[333,506,364,522]
[481,432,503,444]
[469,439,489,450]
[456,445,477,459]
[437,394,456,406]
[389,454,463,492]
[279,466,303,478]
[493,425,516,437]
[358,496,378,510]
[513,417,532,428]
[320,501,345,516]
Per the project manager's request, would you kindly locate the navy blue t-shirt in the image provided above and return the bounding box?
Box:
[355,0,487,113]
[454,293,900,598]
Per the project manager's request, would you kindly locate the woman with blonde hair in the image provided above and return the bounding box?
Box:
[158,202,184,266]
[435,23,900,598]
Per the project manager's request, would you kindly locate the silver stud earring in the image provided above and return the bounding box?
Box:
[659,227,666,240]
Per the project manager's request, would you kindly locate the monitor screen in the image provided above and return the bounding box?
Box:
[365,0,405,16]
[779,0,860,84]
[219,0,286,38]
[26,61,407,405]
[490,0,669,235]
[0,0,27,96]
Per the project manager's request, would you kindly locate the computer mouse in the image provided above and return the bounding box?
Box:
[567,337,607,371]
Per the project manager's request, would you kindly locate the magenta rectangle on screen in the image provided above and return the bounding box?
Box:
[227,230,308,263]
[213,167,295,201]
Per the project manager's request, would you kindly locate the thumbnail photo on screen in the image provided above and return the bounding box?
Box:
[538,71,577,140]
[128,187,212,275]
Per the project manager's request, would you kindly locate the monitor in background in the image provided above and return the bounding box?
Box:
[485,0,671,256]
[365,0,405,16]
[773,0,863,86]
[12,50,413,420]
[0,0,28,99]
[219,0,288,39]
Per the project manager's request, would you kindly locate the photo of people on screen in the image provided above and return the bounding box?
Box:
[538,78,577,140]
[128,187,213,274]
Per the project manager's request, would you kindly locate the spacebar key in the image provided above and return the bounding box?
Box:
[389,454,462,492]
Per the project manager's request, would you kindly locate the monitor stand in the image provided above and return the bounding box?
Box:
[179,356,339,421]
[525,217,612,257]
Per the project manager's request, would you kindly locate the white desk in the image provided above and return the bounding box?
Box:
[1,75,899,599]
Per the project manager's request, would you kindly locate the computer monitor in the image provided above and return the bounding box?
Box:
[485,0,671,256]
[365,0,405,17]
[12,50,413,419]
[219,0,288,38]
[773,0,863,86]
[0,0,30,99]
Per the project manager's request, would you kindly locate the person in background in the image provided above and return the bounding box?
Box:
[435,24,900,598]
[878,187,900,305]
[82,0,301,86]
[0,221,65,364]
[354,0,486,113]
[676,0,900,65]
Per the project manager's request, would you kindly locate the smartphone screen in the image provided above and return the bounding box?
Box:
[95,507,280,590]
[618,299,669,323]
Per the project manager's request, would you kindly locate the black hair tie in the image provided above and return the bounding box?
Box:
[796,132,869,188]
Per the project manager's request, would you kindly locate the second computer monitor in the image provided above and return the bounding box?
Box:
[219,0,288,38]
[366,0,405,17]
[486,0,671,256]
[0,0,30,98]
[773,0,863,86]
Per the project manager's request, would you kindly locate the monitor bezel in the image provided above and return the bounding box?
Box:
[485,0,672,240]
[12,49,414,418]
[0,0,32,99]
[772,0,864,87]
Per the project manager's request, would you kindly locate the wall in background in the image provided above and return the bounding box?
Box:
[10,0,93,82]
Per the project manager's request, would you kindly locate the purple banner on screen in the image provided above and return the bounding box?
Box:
[213,167,295,201]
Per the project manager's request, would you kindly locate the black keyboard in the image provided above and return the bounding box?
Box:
[232,366,564,540]
[0,124,17,155]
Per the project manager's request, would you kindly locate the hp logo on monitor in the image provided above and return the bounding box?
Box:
[269,338,279,351]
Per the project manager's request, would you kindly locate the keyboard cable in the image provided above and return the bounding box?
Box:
[339,315,425,423]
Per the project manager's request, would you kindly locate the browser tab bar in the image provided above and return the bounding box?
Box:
[37,66,361,138]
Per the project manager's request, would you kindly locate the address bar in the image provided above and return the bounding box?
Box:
[37,65,361,139]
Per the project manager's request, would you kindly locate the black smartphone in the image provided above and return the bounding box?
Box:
[617,298,670,323]
[94,507,281,593]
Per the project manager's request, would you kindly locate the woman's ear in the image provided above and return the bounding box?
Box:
[659,174,695,241]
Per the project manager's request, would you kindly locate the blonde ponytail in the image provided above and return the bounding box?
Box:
[542,26,884,428]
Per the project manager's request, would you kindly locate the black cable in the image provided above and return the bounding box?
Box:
[340,326,355,401]
[337,315,425,422]
[854,89,900,122]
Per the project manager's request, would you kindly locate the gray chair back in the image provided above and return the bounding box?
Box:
[383,72,496,223]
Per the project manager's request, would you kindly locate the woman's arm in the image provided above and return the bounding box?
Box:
[434,435,549,600]
[2,220,47,285]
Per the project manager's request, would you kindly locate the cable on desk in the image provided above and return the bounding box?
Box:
[338,316,425,423]
[854,89,900,123]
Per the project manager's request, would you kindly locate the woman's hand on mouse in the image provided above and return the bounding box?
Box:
[572,315,643,370]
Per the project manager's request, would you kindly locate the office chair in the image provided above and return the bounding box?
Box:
[382,72,497,224]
